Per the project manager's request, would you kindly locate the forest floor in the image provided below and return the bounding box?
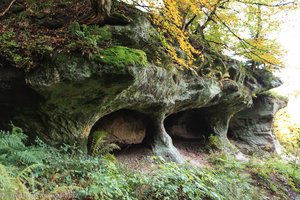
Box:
[115,139,300,200]
[0,118,299,200]
[116,139,211,173]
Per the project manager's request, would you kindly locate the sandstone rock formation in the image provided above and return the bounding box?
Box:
[229,93,287,154]
[0,9,286,162]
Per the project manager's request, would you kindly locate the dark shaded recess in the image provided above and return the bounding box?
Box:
[101,72,134,87]
[88,109,151,154]
[228,67,238,80]
[0,55,20,69]
[30,13,71,30]
[227,127,238,140]
[0,68,42,132]
[164,108,214,141]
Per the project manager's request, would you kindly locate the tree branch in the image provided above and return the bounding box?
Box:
[183,15,197,31]
[196,0,228,32]
[0,0,17,17]
[236,0,297,7]
[207,40,229,48]
[214,13,281,67]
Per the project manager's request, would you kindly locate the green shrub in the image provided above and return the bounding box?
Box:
[248,157,300,194]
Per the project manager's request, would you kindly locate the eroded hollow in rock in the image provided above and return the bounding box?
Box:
[164,108,214,142]
[87,109,151,155]
[0,67,42,136]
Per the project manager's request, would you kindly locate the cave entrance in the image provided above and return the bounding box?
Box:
[164,108,214,149]
[88,109,152,157]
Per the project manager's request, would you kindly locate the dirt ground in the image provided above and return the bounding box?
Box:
[115,138,211,172]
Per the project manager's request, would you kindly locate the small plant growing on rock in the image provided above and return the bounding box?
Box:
[208,135,222,150]
[70,22,112,48]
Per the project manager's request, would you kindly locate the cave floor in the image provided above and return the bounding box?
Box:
[115,139,211,172]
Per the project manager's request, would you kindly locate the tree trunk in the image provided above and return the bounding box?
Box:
[81,0,112,25]
[90,0,111,18]
[81,0,132,26]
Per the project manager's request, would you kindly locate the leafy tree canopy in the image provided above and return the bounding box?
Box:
[1,0,298,71]
[130,0,299,70]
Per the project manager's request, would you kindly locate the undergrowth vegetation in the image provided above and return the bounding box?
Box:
[0,31,53,69]
[0,126,299,199]
[68,22,112,57]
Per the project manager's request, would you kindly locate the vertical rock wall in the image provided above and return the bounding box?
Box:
[229,93,287,153]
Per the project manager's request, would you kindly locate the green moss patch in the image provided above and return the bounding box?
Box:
[94,46,148,69]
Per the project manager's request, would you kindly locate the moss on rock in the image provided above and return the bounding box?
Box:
[93,46,148,69]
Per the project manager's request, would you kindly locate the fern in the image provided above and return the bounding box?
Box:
[17,164,44,193]
[0,164,31,199]
[90,131,120,156]
[48,186,81,199]
[0,127,43,166]
[0,130,26,153]
[13,150,42,165]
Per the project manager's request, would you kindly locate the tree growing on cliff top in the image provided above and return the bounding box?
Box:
[130,0,298,70]
[2,0,297,71]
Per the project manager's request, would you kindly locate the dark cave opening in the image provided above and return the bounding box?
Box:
[0,67,43,137]
[164,108,214,144]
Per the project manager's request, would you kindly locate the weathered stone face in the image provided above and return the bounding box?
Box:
[230,94,287,153]
[0,9,286,161]
[89,110,147,146]
[0,57,224,161]
[0,56,285,161]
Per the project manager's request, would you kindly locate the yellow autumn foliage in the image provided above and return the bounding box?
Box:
[142,0,299,70]
[149,0,204,69]
[274,108,300,155]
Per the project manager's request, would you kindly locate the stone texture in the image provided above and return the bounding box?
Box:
[89,110,147,145]
[164,79,253,154]
[229,93,287,153]
[0,10,285,162]
[0,57,284,161]
[0,57,223,161]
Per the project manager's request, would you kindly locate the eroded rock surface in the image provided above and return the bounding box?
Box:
[229,93,287,153]
[0,11,286,162]
[89,110,147,146]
